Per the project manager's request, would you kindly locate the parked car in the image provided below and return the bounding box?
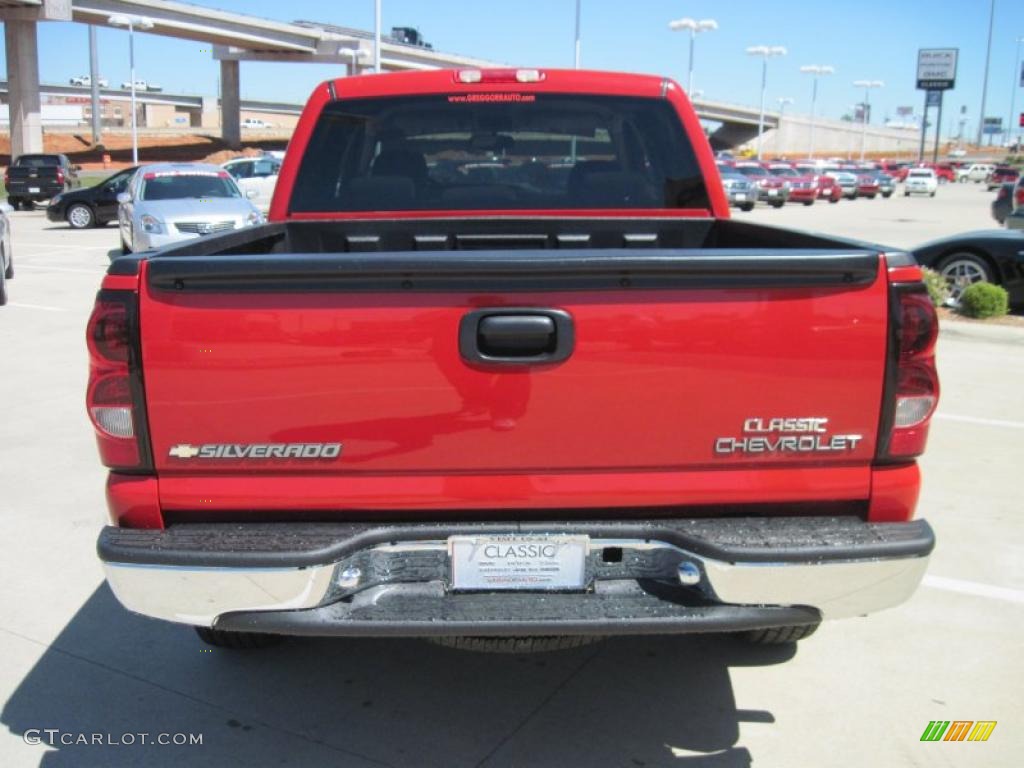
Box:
[117,163,264,253]
[734,163,788,207]
[956,163,995,184]
[121,80,161,92]
[913,229,1024,305]
[824,169,858,199]
[986,166,1019,190]
[854,173,881,200]
[863,170,895,198]
[717,167,755,212]
[222,155,280,211]
[991,183,1015,225]
[0,202,14,306]
[47,166,138,229]
[794,165,842,202]
[241,118,273,130]
[767,165,816,205]
[69,75,109,88]
[904,168,938,197]
[927,163,957,184]
[90,67,939,653]
[4,153,81,209]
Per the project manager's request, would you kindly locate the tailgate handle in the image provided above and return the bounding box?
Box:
[459,309,574,365]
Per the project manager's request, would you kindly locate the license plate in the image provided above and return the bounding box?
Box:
[734,193,747,201]
[449,534,588,591]
[768,189,779,196]
[28,187,40,194]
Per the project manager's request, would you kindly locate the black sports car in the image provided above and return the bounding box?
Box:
[46,166,137,229]
[912,229,1024,306]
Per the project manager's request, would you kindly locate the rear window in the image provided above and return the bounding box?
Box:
[290,94,709,212]
[141,174,241,201]
[908,170,933,178]
[15,155,62,168]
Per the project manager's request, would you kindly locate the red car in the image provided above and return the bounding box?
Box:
[855,173,881,199]
[919,163,956,183]
[795,165,843,202]
[767,164,817,205]
[90,67,938,652]
[987,166,1019,191]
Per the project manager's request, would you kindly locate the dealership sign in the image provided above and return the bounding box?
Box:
[917,48,958,90]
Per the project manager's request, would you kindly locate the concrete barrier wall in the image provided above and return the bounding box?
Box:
[742,114,922,158]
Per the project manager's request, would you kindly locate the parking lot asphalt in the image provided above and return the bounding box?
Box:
[0,183,1021,767]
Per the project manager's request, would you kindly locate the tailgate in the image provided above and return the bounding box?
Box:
[138,250,888,511]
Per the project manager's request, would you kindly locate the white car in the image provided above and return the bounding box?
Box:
[221,156,281,211]
[241,118,273,130]
[117,163,263,253]
[956,163,995,183]
[121,80,161,92]
[70,75,109,88]
[904,168,938,197]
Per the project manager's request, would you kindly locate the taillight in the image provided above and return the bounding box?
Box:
[456,68,545,84]
[86,291,152,471]
[1015,185,1024,207]
[56,168,65,185]
[878,285,939,460]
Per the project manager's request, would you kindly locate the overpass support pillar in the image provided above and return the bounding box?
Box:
[5,19,43,157]
[220,59,241,148]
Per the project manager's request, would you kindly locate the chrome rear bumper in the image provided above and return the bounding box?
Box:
[99,517,934,634]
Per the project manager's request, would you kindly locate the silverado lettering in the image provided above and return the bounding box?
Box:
[89,68,938,654]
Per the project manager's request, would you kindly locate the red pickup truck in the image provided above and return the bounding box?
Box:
[90,69,938,652]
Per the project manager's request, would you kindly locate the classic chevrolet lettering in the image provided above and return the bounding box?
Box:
[715,417,864,455]
[89,68,938,655]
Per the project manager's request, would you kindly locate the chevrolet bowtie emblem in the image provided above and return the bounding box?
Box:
[168,444,201,458]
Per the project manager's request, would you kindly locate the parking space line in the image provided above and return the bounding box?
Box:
[6,302,71,312]
[923,575,1024,605]
[15,242,114,251]
[14,264,102,275]
[935,413,1024,430]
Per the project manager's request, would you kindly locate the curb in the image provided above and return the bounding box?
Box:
[938,318,1024,345]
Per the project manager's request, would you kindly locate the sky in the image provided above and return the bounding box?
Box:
[3,0,1024,139]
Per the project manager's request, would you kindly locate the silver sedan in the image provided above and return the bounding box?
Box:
[117,163,264,253]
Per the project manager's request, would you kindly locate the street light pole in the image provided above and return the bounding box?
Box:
[853,79,884,161]
[746,45,786,160]
[374,0,381,74]
[800,65,834,159]
[669,18,718,95]
[574,0,581,69]
[1010,36,1024,149]
[976,0,996,145]
[108,14,154,165]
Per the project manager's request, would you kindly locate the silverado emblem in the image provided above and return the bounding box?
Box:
[168,443,342,459]
[714,418,863,456]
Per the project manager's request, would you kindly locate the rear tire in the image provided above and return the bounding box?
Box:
[930,191,936,197]
[802,200,814,206]
[7,198,20,210]
[904,191,911,197]
[742,623,819,645]
[741,203,755,212]
[194,626,282,649]
[67,203,94,229]
[4,245,12,280]
[0,257,7,307]
[770,201,784,209]
[428,635,604,654]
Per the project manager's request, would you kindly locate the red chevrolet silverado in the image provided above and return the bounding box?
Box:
[89,69,938,652]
